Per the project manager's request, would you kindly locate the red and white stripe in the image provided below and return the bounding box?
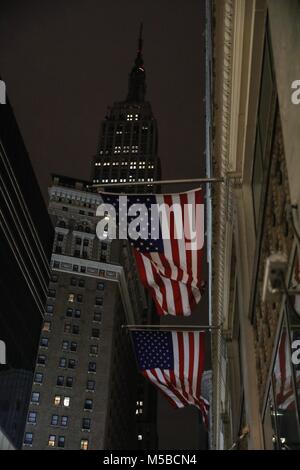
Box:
[142,331,209,425]
[135,189,204,316]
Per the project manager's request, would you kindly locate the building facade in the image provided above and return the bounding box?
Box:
[209,0,300,449]
[0,97,53,448]
[23,30,159,450]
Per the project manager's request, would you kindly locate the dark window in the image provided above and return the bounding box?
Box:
[68,359,76,369]
[77,294,83,303]
[70,277,77,286]
[59,358,67,368]
[57,233,64,242]
[91,328,100,339]
[84,399,93,410]
[95,297,103,306]
[83,239,89,247]
[93,312,102,323]
[66,308,73,317]
[51,415,59,426]
[48,289,56,298]
[57,376,64,386]
[70,341,77,352]
[88,362,96,373]
[79,210,85,215]
[31,392,40,403]
[86,380,95,391]
[97,282,105,290]
[40,337,49,348]
[75,237,81,245]
[90,345,98,355]
[55,246,62,254]
[46,304,54,314]
[27,411,37,424]
[79,279,85,287]
[51,274,58,282]
[58,436,65,448]
[74,249,80,257]
[34,372,43,384]
[24,432,33,445]
[61,416,68,427]
[82,418,91,430]
[66,377,73,387]
[74,309,81,318]
[37,355,46,365]
[72,325,79,335]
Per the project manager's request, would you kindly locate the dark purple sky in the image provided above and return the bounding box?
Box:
[0,0,206,449]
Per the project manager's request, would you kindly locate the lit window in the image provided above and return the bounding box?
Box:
[54,395,61,406]
[68,359,76,369]
[80,439,89,450]
[70,341,77,352]
[46,304,54,314]
[43,321,51,331]
[138,435,143,441]
[93,312,102,323]
[62,340,69,351]
[68,293,75,302]
[63,396,70,407]
[48,435,56,447]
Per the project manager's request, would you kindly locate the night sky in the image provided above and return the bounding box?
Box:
[0,0,206,449]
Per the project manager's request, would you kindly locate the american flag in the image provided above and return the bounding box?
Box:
[132,330,209,425]
[101,189,205,316]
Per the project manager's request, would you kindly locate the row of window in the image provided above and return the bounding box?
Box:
[34,371,96,390]
[44,308,102,324]
[28,411,92,432]
[31,391,94,410]
[24,432,89,450]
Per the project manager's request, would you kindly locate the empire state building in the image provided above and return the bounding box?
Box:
[92,25,161,191]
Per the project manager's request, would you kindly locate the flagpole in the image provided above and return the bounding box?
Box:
[89,176,224,189]
[122,324,222,331]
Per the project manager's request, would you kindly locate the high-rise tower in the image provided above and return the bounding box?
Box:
[92,24,161,192]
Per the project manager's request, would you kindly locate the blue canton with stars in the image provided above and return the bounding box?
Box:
[132,331,174,370]
[101,193,163,253]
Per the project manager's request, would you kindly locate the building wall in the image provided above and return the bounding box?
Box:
[211,0,300,449]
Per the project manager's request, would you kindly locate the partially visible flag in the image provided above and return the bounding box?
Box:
[132,329,209,426]
[101,189,205,316]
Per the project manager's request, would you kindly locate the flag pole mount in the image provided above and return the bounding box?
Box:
[122,324,222,331]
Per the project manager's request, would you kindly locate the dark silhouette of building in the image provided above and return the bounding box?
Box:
[0,95,53,448]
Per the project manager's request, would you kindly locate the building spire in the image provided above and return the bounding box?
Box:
[126,22,146,103]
